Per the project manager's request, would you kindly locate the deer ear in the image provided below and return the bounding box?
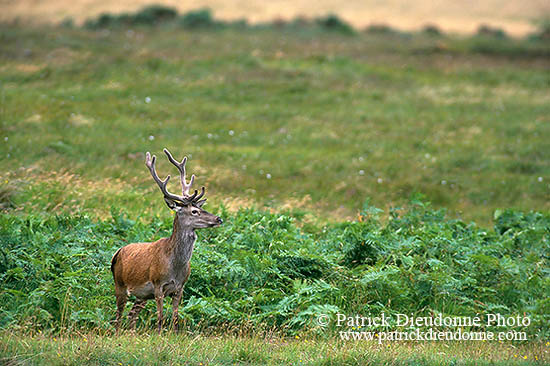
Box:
[195,198,207,208]
[164,197,179,210]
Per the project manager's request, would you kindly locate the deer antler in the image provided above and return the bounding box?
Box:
[146,152,193,204]
[163,148,205,202]
[163,148,195,196]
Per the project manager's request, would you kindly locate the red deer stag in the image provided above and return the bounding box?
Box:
[111,148,222,332]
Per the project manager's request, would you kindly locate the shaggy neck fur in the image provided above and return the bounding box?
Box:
[167,214,197,265]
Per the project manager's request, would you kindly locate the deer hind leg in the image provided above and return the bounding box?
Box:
[115,288,128,333]
[170,288,184,331]
[154,287,165,334]
[127,300,146,330]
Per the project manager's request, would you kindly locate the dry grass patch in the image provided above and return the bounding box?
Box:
[1,0,547,36]
[417,83,550,105]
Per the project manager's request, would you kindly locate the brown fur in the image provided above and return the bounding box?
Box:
[111,149,222,333]
[111,208,220,332]
[112,239,183,293]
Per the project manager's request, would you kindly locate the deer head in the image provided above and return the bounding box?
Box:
[145,148,222,229]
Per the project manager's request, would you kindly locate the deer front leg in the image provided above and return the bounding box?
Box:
[155,287,165,333]
[171,288,184,331]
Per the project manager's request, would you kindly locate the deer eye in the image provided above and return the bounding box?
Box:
[191,209,199,215]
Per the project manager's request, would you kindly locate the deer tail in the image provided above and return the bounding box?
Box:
[111,248,122,275]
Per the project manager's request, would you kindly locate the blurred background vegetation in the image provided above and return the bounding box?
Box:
[0,4,549,364]
[1,6,549,225]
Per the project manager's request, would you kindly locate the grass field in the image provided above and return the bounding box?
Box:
[1,331,549,365]
[1,24,549,224]
[1,19,550,366]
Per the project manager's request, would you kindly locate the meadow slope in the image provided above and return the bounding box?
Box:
[1,25,549,224]
[1,22,550,366]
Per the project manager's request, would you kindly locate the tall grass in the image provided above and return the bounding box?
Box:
[1,198,548,339]
[1,331,547,365]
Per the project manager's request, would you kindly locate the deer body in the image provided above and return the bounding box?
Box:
[111,149,222,332]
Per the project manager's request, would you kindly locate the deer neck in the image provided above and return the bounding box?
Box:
[166,215,197,265]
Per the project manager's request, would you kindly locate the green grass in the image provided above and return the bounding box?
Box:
[1,23,550,365]
[1,331,548,365]
[1,204,549,337]
[1,25,549,224]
